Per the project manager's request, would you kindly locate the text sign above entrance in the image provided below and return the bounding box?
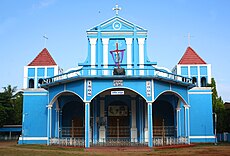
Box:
[113,80,123,86]
[111,91,124,95]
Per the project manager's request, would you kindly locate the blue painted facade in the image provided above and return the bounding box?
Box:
[19,12,215,147]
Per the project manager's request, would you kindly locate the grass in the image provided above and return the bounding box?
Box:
[0,142,230,156]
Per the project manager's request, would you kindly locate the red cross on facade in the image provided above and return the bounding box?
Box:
[110,42,125,68]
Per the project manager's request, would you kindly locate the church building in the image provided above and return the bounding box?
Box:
[18,5,215,148]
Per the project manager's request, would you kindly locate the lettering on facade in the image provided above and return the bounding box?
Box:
[111,91,124,95]
[113,80,123,86]
[146,81,151,97]
[87,80,92,96]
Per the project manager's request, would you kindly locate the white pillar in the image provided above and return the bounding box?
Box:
[47,106,52,145]
[138,38,145,75]
[99,100,105,142]
[85,102,90,148]
[147,102,153,147]
[34,67,38,88]
[144,101,148,143]
[197,65,201,87]
[131,99,137,142]
[89,38,97,75]
[176,108,181,137]
[125,38,133,76]
[102,38,109,75]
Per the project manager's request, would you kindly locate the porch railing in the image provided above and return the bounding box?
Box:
[61,127,84,138]
[153,126,175,136]
[42,67,193,86]
[107,126,130,138]
[153,137,188,146]
[50,137,188,147]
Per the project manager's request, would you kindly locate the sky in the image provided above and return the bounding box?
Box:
[0,0,229,102]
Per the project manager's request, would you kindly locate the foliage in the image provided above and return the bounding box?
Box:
[0,85,22,127]
[208,78,228,133]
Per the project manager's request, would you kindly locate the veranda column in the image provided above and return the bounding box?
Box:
[184,105,190,144]
[131,99,137,142]
[186,106,190,144]
[85,102,90,148]
[55,108,60,138]
[147,102,153,147]
[89,38,97,75]
[93,100,98,144]
[99,100,105,142]
[138,38,145,75]
[176,108,181,138]
[102,38,109,75]
[47,105,52,145]
[125,38,133,75]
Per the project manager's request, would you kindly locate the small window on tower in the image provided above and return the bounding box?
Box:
[38,79,44,87]
[201,77,207,87]
[29,79,34,88]
[192,77,197,86]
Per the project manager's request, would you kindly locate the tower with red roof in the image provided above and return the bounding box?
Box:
[23,48,62,89]
[173,46,211,87]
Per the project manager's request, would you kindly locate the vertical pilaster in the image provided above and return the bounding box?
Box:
[85,102,90,148]
[59,110,62,138]
[184,105,190,144]
[93,100,98,144]
[89,38,97,75]
[55,108,60,138]
[176,108,181,138]
[125,38,133,75]
[138,38,145,75]
[47,106,52,145]
[131,99,137,142]
[99,100,105,142]
[147,102,153,147]
[102,38,109,75]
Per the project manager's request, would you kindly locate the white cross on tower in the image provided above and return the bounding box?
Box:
[187,32,194,47]
[113,4,121,16]
[43,34,48,48]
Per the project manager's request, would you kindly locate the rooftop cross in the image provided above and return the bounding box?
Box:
[112,4,121,16]
[187,32,194,47]
[43,34,48,48]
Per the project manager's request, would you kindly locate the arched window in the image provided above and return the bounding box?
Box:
[38,79,44,88]
[29,79,34,88]
[38,79,44,85]
[192,77,197,86]
[201,77,207,87]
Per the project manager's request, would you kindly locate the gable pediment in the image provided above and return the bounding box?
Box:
[88,16,147,32]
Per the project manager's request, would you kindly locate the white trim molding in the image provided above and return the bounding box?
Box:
[189,136,215,139]
[19,137,48,141]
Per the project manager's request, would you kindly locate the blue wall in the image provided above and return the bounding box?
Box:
[189,89,215,142]
[18,89,48,144]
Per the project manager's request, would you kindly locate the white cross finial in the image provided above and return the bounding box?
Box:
[113,4,121,16]
[43,34,48,48]
[187,32,194,47]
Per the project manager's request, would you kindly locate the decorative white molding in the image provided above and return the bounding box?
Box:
[89,38,97,75]
[138,38,145,75]
[102,38,109,75]
[189,136,215,139]
[125,38,133,76]
[19,137,48,141]
[188,92,212,94]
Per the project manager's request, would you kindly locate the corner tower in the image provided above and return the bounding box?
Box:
[174,46,211,87]
[23,48,61,89]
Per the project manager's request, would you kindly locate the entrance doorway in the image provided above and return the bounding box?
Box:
[107,101,130,139]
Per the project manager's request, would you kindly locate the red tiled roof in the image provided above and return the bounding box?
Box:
[178,46,206,64]
[28,48,57,66]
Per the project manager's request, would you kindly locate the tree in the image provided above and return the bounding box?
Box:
[208,78,226,133]
[0,85,23,126]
